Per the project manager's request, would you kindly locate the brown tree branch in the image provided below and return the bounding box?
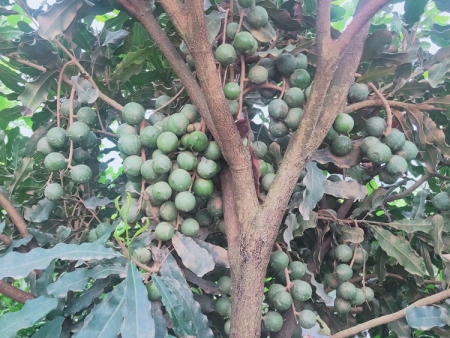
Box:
[384,172,431,203]
[367,82,392,135]
[337,0,392,51]
[0,234,11,246]
[332,288,450,338]
[0,280,36,304]
[343,99,437,114]
[316,0,332,48]
[220,167,240,249]
[117,0,218,139]
[0,194,29,238]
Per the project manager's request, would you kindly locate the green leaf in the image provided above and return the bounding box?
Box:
[0,243,122,279]
[352,188,386,218]
[110,47,152,86]
[357,65,397,83]
[435,0,450,12]
[292,211,317,237]
[193,239,230,268]
[102,29,129,46]
[152,275,194,337]
[429,214,445,256]
[324,180,368,200]
[121,262,155,338]
[83,196,114,209]
[0,106,21,122]
[73,280,126,338]
[403,190,429,219]
[18,38,63,71]
[361,29,393,61]
[37,0,93,40]
[332,222,364,243]
[30,316,65,338]
[23,198,56,223]
[428,60,450,88]
[406,306,446,330]
[369,224,426,276]
[0,38,19,54]
[258,0,302,31]
[374,247,388,284]
[47,264,127,297]
[0,26,22,39]
[172,232,215,277]
[36,259,57,297]
[242,19,276,43]
[10,135,26,169]
[403,0,429,26]
[64,278,110,316]
[151,301,169,338]
[0,296,58,338]
[71,75,99,104]
[381,217,433,233]
[0,63,25,93]
[299,162,327,220]
[283,212,299,250]
[159,253,214,338]
[205,11,224,44]
[18,70,56,116]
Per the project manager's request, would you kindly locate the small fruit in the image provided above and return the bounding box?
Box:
[226,22,239,40]
[272,290,292,311]
[360,136,380,154]
[252,141,268,159]
[141,160,160,181]
[195,209,214,227]
[68,121,90,142]
[169,169,192,192]
[166,113,190,137]
[291,280,312,301]
[118,134,141,156]
[354,248,368,264]
[379,169,401,184]
[295,53,308,69]
[218,276,232,295]
[187,131,208,152]
[140,126,161,149]
[258,58,276,78]
[348,83,370,102]
[61,99,81,117]
[227,99,239,115]
[175,191,196,212]
[366,143,392,164]
[180,104,200,123]
[323,273,340,290]
[289,69,311,89]
[269,119,289,138]
[152,155,171,174]
[155,221,174,241]
[365,117,386,137]
[331,135,353,156]
[297,309,316,329]
[159,201,178,221]
[215,43,237,66]
[215,296,231,317]
[73,147,90,163]
[177,151,198,170]
[123,155,143,178]
[270,251,289,272]
[386,129,406,152]
[79,131,98,150]
[292,325,303,338]
[334,297,351,314]
[193,178,214,198]
[336,282,357,301]
[248,65,268,84]
[197,159,218,179]
[396,140,418,161]
[155,95,174,113]
[233,32,257,56]
[351,288,366,306]
[152,181,172,201]
[268,284,286,302]
[146,280,161,301]
[289,261,307,279]
[268,99,289,119]
[363,287,375,302]
[333,114,354,134]
[71,164,92,184]
[335,244,353,263]
[122,102,145,125]
[46,127,69,150]
[223,82,241,100]
[276,53,297,75]
[157,132,178,153]
[116,123,137,137]
[335,264,353,282]
[76,107,97,127]
[261,172,276,191]
[284,87,305,108]
[224,320,231,335]
[44,183,64,201]
[44,152,67,172]
[132,248,152,264]
[37,137,55,155]
[285,108,303,131]
[263,311,283,332]
[432,191,450,212]
[385,155,408,174]
[203,141,222,160]
[207,195,223,217]
[246,6,269,28]
[325,127,338,142]
[181,218,200,237]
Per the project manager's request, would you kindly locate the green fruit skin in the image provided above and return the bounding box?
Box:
[433,191,450,212]
[258,58,276,78]
[291,280,312,301]
[336,282,357,301]
[247,6,269,28]
[270,251,289,272]
[73,147,90,163]
[44,152,68,172]
[386,129,406,151]
[233,32,257,56]
[261,172,276,191]
[215,296,231,317]
[252,141,268,159]
[275,53,297,75]
[180,104,200,123]
[289,261,307,279]
[44,183,64,201]
[132,248,152,264]
[203,141,222,160]
[195,209,214,227]
[396,140,418,161]
[146,280,161,301]
[68,121,91,142]
[155,221,174,241]
[226,22,239,40]
[140,126,161,149]
[351,288,366,306]
[118,134,142,156]
[157,132,179,153]
[289,69,311,89]
[155,95,173,113]
[268,99,289,119]
[284,88,305,108]
[177,151,198,170]
[159,201,178,221]
[335,298,351,314]
[37,137,56,155]
[227,99,239,116]
[169,169,192,192]
[335,244,353,263]
[224,82,241,100]
[379,169,401,184]
[385,155,408,174]
[116,123,137,137]
[197,159,218,179]
[187,131,208,152]
[263,311,283,332]
[333,114,354,134]
[272,290,292,311]
[218,276,232,295]
[61,99,81,117]
[76,107,97,126]
[123,155,143,177]
[331,135,353,156]
[47,127,69,150]
[367,143,392,164]
[269,119,289,138]
[268,284,286,302]
[335,264,353,282]
[122,102,145,125]
[360,136,380,154]
[248,65,269,85]
[175,191,196,212]
[71,164,93,184]
[215,43,237,66]
[141,160,160,181]
[181,218,200,237]
[80,132,98,150]
[193,178,214,198]
[166,113,189,137]
[207,195,223,217]
[348,83,369,102]
[365,116,386,137]
[295,53,308,69]
[298,309,316,329]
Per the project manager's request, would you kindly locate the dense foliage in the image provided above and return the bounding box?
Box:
[2,0,450,337]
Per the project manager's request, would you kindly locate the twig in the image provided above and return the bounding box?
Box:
[7,54,46,71]
[384,172,431,203]
[238,55,246,118]
[236,9,245,35]
[0,194,29,238]
[242,82,282,96]
[278,77,287,100]
[116,240,159,273]
[56,61,74,128]
[331,287,450,338]
[94,101,106,132]
[367,82,391,135]
[153,87,185,113]
[0,234,11,246]
[0,280,36,304]
[222,9,229,45]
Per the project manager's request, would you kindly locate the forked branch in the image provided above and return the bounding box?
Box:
[0,281,36,304]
